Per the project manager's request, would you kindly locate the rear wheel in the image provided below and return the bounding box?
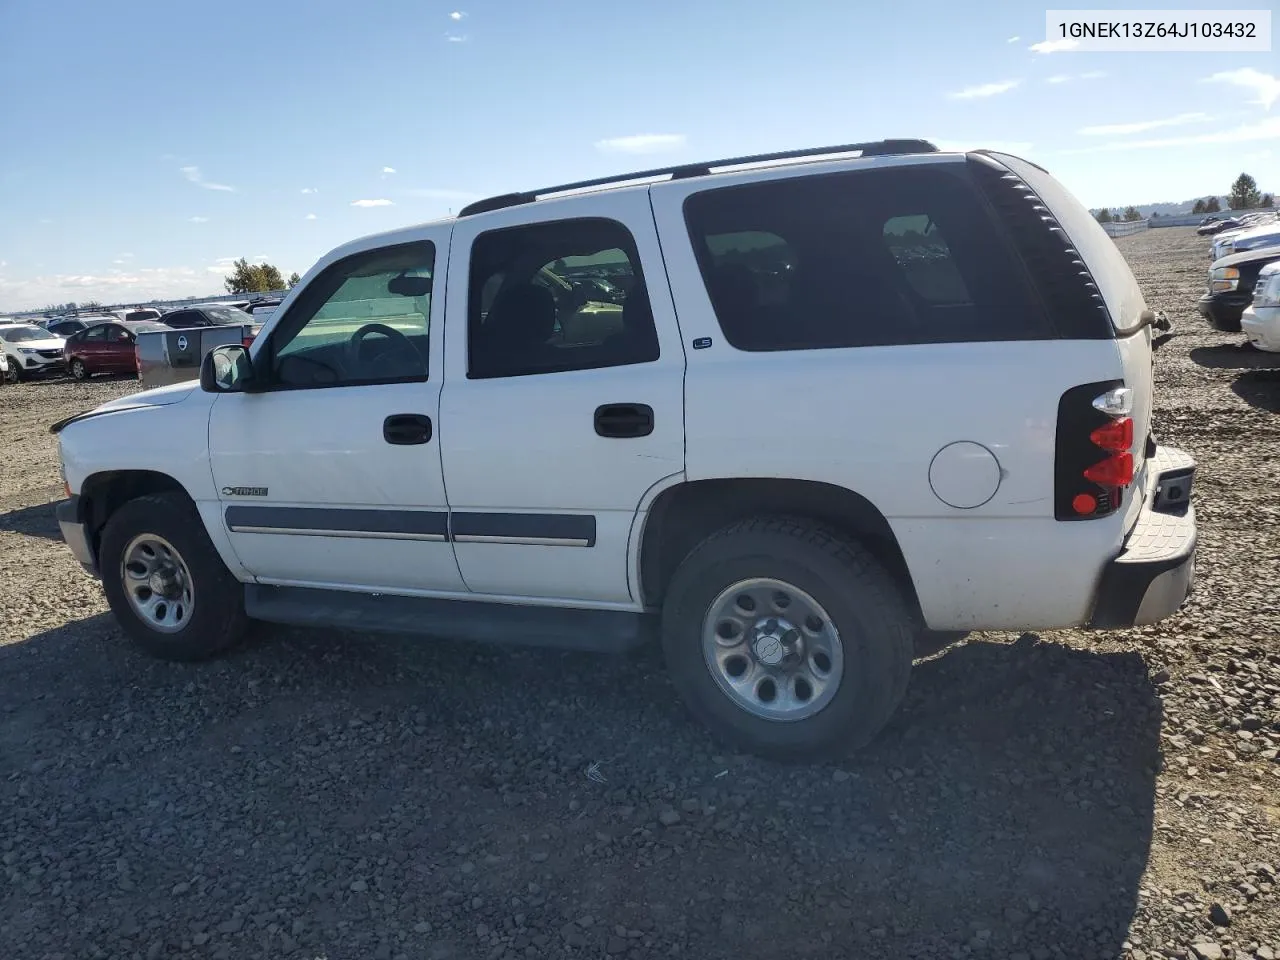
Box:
[70,358,88,381]
[660,516,915,761]
[99,492,248,661]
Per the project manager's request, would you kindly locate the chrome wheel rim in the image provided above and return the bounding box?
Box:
[121,534,195,633]
[71,360,86,380]
[701,577,844,722]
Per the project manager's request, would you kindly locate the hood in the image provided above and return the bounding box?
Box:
[50,380,198,434]
[9,337,64,350]
[1211,244,1280,270]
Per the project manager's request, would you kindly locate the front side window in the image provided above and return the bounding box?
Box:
[106,325,132,343]
[684,164,1048,351]
[467,217,659,379]
[268,241,434,389]
[81,325,109,342]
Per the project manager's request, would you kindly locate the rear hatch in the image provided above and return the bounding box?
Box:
[975,152,1155,534]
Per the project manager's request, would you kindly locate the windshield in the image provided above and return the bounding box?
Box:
[0,325,53,343]
[127,322,171,333]
[204,306,253,325]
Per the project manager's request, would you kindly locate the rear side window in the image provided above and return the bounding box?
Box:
[683,164,1049,351]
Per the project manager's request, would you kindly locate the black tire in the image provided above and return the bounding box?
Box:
[99,492,249,662]
[70,358,88,381]
[8,362,23,382]
[660,516,916,761]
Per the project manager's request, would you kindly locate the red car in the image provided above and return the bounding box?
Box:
[63,320,171,380]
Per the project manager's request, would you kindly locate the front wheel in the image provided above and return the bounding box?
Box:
[99,492,249,661]
[70,358,88,381]
[661,516,915,761]
[6,361,22,382]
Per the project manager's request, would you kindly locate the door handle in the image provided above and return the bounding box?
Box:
[383,413,433,445]
[594,403,654,438]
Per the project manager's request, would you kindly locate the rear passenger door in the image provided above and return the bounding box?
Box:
[440,190,686,606]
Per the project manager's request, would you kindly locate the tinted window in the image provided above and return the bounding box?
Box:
[683,164,1048,351]
[161,312,196,328]
[48,321,83,336]
[124,310,160,323]
[81,325,109,342]
[269,241,433,389]
[467,217,659,379]
[106,325,132,343]
[204,306,253,325]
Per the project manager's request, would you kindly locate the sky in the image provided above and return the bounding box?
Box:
[0,0,1276,311]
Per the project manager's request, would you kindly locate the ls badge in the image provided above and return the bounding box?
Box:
[221,486,268,497]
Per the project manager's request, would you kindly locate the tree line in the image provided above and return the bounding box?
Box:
[223,258,302,294]
[1095,172,1274,224]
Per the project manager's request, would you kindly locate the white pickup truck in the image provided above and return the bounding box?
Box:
[51,141,1197,759]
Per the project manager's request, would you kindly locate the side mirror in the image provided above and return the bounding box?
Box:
[200,344,254,393]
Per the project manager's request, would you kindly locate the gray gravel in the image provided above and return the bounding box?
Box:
[1,227,1278,960]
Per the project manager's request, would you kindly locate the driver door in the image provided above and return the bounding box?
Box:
[207,229,465,593]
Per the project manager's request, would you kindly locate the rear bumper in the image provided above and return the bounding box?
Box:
[1089,446,1197,629]
[55,496,98,576]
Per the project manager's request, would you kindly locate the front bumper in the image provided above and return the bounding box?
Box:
[1241,306,1280,353]
[1089,447,1197,629]
[1197,292,1251,331]
[55,496,98,576]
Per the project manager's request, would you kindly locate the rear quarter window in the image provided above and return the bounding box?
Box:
[683,163,1050,352]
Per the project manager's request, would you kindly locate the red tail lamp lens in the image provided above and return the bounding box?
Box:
[1089,416,1133,452]
[1083,452,1134,487]
[1072,493,1098,515]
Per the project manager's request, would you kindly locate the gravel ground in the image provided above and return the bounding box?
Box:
[1,226,1278,960]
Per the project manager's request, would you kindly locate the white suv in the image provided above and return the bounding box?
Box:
[51,141,1197,758]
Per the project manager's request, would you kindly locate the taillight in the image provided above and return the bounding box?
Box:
[1055,380,1138,521]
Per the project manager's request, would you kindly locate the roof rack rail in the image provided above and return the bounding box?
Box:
[457,139,938,217]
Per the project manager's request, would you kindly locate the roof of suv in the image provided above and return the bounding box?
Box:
[457,139,945,217]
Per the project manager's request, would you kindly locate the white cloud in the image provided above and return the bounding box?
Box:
[0,260,7,268]
[305,213,317,220]
[188,216,209,223]
[1006,35,1020,43]
[1029,37,1079,54]
[594,133,687,154]
[1078,112,1212,137]
[214,257,238,264]
[947,79,1021,100]
[351,198,394,207]
[445,33,468,42]
[0,265,207,309]
[1061,116,1280,154]
[1080,70,1106,80]
[1205,68,1280,110]
[1047,74,1071,84]
[382,166,397,174]
[450,10,465,19]
[301,187,317,194]
[112,259,127,265]
[180,165,235,192]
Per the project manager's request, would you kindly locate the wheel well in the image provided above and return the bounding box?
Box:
[639,478,918,611]
[80,470,189,561]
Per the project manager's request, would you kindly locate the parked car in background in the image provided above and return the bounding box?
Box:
[242,298,283,324]
[110,307,163,324]
[1242,261,1280,353]
[159,303,258,330]
[63,320,171,380]
[1199,244,1280,332]
[45,317,97,338]
[1216,222,1280,260]
[0,323,66,380]
[1197,215,1234,236]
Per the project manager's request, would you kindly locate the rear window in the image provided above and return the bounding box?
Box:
[683,163,1049,351]
[124,310,160,323]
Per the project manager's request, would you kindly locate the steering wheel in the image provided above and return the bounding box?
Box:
[345,322,418,376]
